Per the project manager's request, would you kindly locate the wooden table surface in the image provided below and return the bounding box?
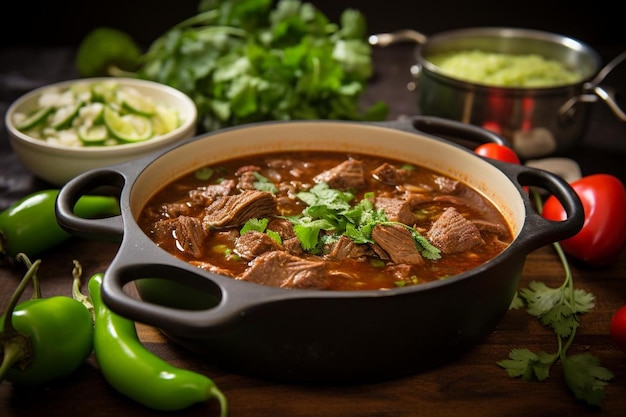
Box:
[1,44,626,417]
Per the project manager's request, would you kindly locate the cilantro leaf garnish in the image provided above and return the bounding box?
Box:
[252,171,279,194]
[498,190,614,406]
[240,217,269,234]
[241,217,282,244]
[288,182,440,259]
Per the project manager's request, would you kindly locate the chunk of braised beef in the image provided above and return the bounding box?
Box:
[236,171,259,190]
[327,235,372,261]
[160,202,193,218]
[267,218,297,240]
[202,190,277,229]
[235,165,261,176]
[404,192,433,210]
[282,236,304,256]
[189,179,236,207]
[371,224,424,265]
[275,182,305,215]
[434,176,459,193]
[153,216,207,258]
[370,242,391,261]
[234,230,283,260]
[434,187,501,220]
[371,162,410,186]
[374,197,416,225]
[313,159,365,190]
[266,158,309,178]
[238,251,330,289]
[427,207,485,254]
[472,219,508,237]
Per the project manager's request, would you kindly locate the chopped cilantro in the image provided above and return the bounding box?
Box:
[240,217,269,234]
[266,229,282,244]
[195,167,215,180]
[288,182,440,258]
[252,172,279,194]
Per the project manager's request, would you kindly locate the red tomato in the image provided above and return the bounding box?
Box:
[474,143,521,164]
[610,305,626,352]
[542,174,626,267]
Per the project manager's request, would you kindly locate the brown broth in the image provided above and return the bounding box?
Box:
[137,151,513,291]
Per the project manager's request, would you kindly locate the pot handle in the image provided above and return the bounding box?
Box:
[386,115,511,148]
[100,250,296,335]
[368,29,428,46]
[56,167,125,241]
[495,161,584,251]
[561,50,626,122]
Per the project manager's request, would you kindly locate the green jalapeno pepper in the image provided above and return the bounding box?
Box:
[0,189,120,258]
[88,274,228,415]
[0,254,94,386]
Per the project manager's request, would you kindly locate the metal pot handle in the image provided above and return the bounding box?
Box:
[368,29,428,46]
[561,50,626,122]
[385,115,511,148]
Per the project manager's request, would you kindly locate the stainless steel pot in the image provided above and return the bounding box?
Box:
[56,117,583,383]
[370,27,626,159]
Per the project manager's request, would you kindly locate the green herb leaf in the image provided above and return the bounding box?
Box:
[252,172,279,194]
[288,182,440,259]
[497,348,557,381]
[499,190,613,406]
[561,354,614,407]
[240,217,268,234]
[75,0,388,131]
[195,167,215,180]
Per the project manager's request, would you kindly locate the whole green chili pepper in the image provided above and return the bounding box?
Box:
[0,189,120,258]
[0,254,94,386]
[88,274,228,415]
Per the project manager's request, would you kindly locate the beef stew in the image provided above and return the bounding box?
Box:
[138,151,513,291]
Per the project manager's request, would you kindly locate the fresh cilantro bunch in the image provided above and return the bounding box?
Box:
[77,0,388,131]
[498,191,614,407]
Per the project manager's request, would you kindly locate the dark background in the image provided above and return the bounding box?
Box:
[2,0,623,52]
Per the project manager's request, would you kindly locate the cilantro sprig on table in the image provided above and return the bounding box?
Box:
[498,191,614,407]
[77,0,388,132]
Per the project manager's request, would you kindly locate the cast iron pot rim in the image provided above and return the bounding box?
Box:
[112,119,560,299]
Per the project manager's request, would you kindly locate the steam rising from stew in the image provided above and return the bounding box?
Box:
[138,151,513,291]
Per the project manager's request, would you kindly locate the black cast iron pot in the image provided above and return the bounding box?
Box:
[56,117,583,383]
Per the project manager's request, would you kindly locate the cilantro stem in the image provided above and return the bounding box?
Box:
[498,189,613,406]
[172,10,220,30]
[551,240,578,355]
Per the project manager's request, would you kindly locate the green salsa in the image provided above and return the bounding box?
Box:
[428,50,581,87]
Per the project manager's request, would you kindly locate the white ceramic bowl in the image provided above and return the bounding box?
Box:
[5,77,197,186]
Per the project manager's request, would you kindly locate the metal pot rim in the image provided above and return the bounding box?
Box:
[418,27,601,90]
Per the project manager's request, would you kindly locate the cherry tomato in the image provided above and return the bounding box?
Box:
[610,305,626,352]
[542,174,626,267]
[474,143,521,164]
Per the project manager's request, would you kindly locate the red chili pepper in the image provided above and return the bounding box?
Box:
[542,174,626,267]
